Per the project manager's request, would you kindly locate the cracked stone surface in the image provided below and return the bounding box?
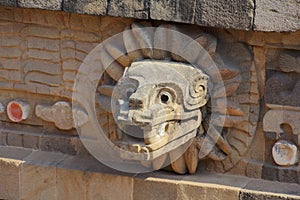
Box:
[1,0,299,31]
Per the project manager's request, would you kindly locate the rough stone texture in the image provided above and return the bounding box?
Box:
[0,158,21,200]
[63,0,107,15]
[150,0,254,30]
[0,3,298,192]
[56,168,86,200]
[18,0,62,11]
[20,163,57,199]
[0,0,17,7]
[195,0,254,30]
[0,0,299,31]
[265,72,300,107]
[1,147,300,200]
[107,0,149,19]
[255,0,300,32]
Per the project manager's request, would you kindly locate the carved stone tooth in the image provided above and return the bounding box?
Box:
[169,145,188,174]
[152,154,167,170]
[170,155,187,174]
[105,43,131,67]
[184,140,199,174]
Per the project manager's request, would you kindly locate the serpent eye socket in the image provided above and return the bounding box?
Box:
[158,89,176,104]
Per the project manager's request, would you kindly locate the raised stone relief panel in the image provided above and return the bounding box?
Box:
[263,49,300,167]
[82,23,261,174]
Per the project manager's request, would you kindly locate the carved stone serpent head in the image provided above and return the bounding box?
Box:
[115,60,208,159]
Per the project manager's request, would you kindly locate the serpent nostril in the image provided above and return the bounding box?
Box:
[129,98,144,109]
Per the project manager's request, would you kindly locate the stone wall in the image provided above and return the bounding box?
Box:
[0,0,300,31]
[0,5,300,198]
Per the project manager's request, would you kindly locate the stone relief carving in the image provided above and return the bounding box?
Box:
[92,23,260,174]
[263,49,300,167]
[7,100,30,122]
[35,101,88,130]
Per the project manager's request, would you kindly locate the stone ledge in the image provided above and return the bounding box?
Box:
[1,146,300,200]
[0,0,299,32]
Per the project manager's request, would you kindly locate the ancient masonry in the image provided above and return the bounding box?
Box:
[0,1,299,200]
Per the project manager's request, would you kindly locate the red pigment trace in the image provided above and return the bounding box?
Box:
[8,102,23,122]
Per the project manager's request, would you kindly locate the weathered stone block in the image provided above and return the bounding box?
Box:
[0,158,21,200]
[7,132,23,147]
[0,131,7,146]
[20,163,56,200]
[23,134,39,149]
[0,0,17,7]
[255,0,300,32]
[18,0,62,10]
[150,0,196,23]
[56,168,86,200]
[86,173,133,200]
[108,0,149,19]
[197,0,254,30]
[63,0,107,15]
[133,178,178,199]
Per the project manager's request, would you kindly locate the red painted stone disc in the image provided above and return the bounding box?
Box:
[7,102,23,122]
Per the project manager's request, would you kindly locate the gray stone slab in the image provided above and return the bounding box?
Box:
[0,0,17,7]
[195,0,254,30]
[255,0,300,32]
[150,0,195,23]
[107,0,149,19]
[63,0,106,15]
[18,0,62,11]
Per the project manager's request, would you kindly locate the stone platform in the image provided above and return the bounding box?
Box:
[1,146,300,200]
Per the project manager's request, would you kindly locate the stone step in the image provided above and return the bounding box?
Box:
[0,146,300,200]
